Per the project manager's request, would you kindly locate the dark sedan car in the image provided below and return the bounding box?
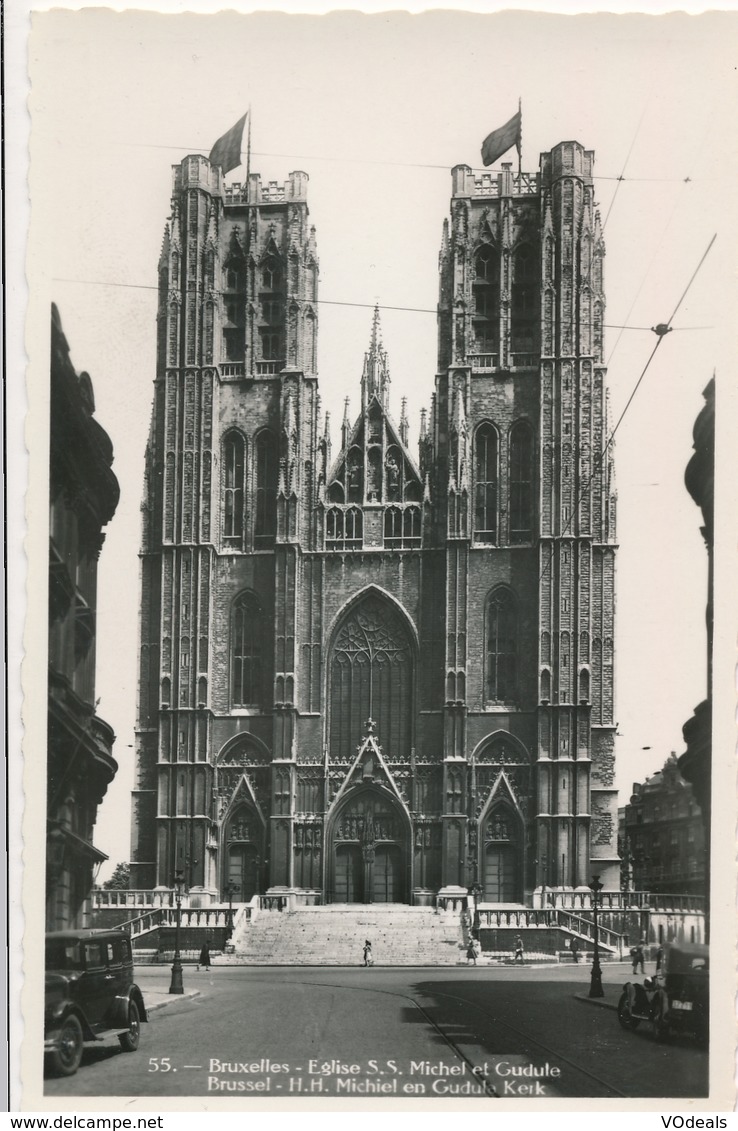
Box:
[45,929,147,1076]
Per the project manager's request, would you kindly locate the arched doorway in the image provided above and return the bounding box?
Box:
[329,789,409,904]
[222,805,263,901]
[482,805,522,903]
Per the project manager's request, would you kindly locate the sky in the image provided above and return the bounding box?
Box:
[25,8,738,880]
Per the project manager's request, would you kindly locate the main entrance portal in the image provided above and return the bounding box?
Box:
[329,790,408,904]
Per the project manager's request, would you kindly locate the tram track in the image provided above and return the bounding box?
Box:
[267,974,627,1099]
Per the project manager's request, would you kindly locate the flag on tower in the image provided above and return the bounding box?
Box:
[481,107,521,167]
[209,113,248,174]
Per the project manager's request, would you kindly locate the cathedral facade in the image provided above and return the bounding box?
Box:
[130,140,619,906]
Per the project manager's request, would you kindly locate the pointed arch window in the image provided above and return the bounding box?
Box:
[232,592,264,707]
[509,421,534,543]
[254,432,277,543]
[223,432,246,545]
[472,244,499,354]
[486,589,518,703]
[329,596,413,758]
[474,424,498,543]
[511,244,538,358]
[261,257,282,291]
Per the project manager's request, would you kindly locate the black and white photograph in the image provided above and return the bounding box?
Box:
[11,2,738,1112]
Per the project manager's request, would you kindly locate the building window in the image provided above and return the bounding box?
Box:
[509,421,534,543]
[472,245,499,353]
[511,244,538,356]
[260,331,282,362]
[329,595,413,758]
[384,505,421,549]
[261,257,282,291]
[474,424,498,543]
[225,260,244,292]
[326,506,362,550]
[254,432,277,542]
[232,592,263,707]
[223,432,246,544]
[486,589,518,703]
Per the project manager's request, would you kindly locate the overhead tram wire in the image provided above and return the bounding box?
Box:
[537,232,717,590]
[74,136,699,184]
[51,276,711,333]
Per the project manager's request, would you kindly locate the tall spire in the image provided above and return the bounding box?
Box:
[361,304,390,410]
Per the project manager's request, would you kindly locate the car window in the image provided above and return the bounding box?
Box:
[83,943,107,971]
[46,940,83,971]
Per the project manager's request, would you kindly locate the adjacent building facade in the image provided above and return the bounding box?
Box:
[621,753,706,898]
[130,141,619,906]
[48,304,120,929]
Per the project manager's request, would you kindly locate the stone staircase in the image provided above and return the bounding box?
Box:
[223,904,466,966]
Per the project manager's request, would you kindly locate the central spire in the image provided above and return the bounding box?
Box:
[361,304,390,410]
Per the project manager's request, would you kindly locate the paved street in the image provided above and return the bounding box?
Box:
[44,963,708,1101]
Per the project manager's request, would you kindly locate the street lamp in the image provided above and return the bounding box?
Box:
[225,882,235,940]
[169,869,185,995]
[469,882,483,939]
[588,874,604,999]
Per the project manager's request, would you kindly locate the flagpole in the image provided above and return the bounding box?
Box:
[246,106,252,201]
[518,97,522,177]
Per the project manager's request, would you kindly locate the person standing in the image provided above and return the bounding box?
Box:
[655,944,664,974]
[362,940,373,966]
[198,939,211,971]
[571,937,580,963]
[466,939,477,966]
[514,935,524,963]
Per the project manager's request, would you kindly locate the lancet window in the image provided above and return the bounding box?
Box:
[329,596,413,758]
[254,431,277,542]
[509,421,534,543]
[222,431,246,545]
[486,588,518,703]
[474,424,498,543]
[232,592,264,708]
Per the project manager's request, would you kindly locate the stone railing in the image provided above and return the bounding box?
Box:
[533,889,704,914]
[120,906,237,940]
[258,894,288,912]
[93,889,175,909]
[468,352,499,371]
[219,363,244,379]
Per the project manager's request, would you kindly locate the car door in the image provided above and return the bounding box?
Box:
[81,940,114,1030]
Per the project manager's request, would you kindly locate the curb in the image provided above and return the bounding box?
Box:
[573,992,618,1011]
[146,990,201,1015]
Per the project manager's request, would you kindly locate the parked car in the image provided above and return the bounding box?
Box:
[45,930,147,1076]
[617,942,708,1044]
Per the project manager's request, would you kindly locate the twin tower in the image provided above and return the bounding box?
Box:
[130,141,619,907]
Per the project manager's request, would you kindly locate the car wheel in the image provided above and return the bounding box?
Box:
[617,992,641,1030]
[119,1001,140,1052]
[48,1015,84,1076]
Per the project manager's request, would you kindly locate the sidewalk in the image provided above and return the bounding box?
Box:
[136,968,202,1016]
[574,965,633,1011]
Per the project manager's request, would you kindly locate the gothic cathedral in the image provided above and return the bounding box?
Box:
[130,140,619,907]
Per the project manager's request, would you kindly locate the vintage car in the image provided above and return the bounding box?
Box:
[617,942,708,1044]
[45,929,148,1076]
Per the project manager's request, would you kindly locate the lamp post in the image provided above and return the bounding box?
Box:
[169,869,184,995]
[225,882,235,940]
[469,882,483,939]
[588,874,604,998]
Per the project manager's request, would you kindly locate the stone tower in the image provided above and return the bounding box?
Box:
[130,140,619,904]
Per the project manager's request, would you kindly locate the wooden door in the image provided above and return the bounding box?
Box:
[228,844,259,901]
[373,845,402,903]
[335,845,362,903]
[483,845,517,902]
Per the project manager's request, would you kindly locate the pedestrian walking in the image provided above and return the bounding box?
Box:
[514,934,524,963]
[466,939,477,966]
[631,942,645,975]
[570,937,580,963]
[655,944,664,974]
[197,939,211,971]
[362,940,374,967]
